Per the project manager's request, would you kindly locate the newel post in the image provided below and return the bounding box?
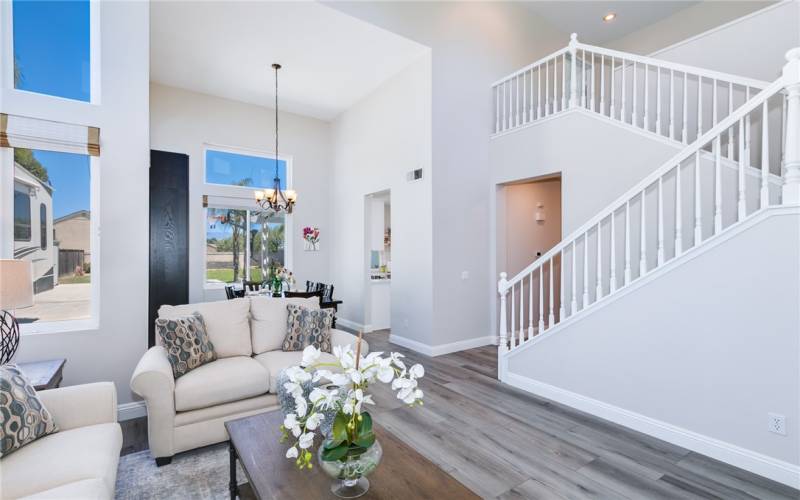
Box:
[569,33,579,108]
[498,272,509,354]
[782,47,800,204]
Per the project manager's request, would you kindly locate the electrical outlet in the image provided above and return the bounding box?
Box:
[768,413,786,435]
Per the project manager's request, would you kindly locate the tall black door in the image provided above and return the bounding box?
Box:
[149,150,189,347]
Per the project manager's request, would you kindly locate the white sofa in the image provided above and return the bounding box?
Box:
[0,382,122,500]
[130,296,367,465]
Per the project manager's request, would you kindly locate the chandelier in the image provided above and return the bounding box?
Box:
[255,63,296,214]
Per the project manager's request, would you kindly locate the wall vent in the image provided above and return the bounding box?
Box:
[407,168,423,182]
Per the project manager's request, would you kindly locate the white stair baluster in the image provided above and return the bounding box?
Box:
[494,86,499,133]
[500,83,505,131]
[610,212,617,292]
[600,54,606,115]
[610,57,616,119]
[714,136,723,233]
[712,79,718,129]
[589,52,596,111]
[728,82,734,159]
[644,64,650,131]
[624,201,632,285]
[548,259,555,327]
[621,59,627,123]
[545,60,550,117]
[508,79,513,130]
[529,69,535,121]
[522,72,528,124]
[510,283,515,348]
[761,100,770,208]
[537,65,542,119]
[538,268,545,332]
[639,190,647,276]
[595,221,603,299]
[697,75,703,139]
[570,241,578,314]
[745,88,752,201]
[527,272,533,340]
[519,280,524,344]
[694,151,702,246]
[563,52,568,110]
[559,249,566,320]
[514,76,519,127]
[657,177,665,265]
[632,62,638,127]
[669,69,675,140]
[675,163,684,257]
[656,67,662,135]
[738,117,747,220]
[682,73,688,143]
[498,273,508,353]
[581,49,586,108]
[582,233,589,308]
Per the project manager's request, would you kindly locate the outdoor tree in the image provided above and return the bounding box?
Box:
[14,149,49,184]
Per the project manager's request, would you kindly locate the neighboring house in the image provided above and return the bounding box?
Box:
[13,161,55,293]
[54,210,91,265]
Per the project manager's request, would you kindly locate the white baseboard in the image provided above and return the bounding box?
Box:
[335,317,372,333]
[389,334,495,357]
[504,373,800,489]
[118,401,147,421]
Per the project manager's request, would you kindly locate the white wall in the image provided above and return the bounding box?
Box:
[329,1,568,351]
[329,53,433,344]
[149,84,332,303]
[609,2,799,82]
[11,2,150,405]
[505,209,800,486]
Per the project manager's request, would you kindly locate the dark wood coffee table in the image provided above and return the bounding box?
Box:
[225,410,478,500]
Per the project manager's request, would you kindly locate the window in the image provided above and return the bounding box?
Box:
[205,149,286,190]
[10,148,92,323]
[39,203,46,250]
[12,0,91,102]
[205,208,285,286]
[13,184,31,241]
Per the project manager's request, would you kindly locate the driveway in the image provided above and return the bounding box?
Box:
[16,283,91,323]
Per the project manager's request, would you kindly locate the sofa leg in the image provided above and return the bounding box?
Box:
[155,456,173,467]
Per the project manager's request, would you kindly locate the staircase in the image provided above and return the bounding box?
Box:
[492,35,800,487]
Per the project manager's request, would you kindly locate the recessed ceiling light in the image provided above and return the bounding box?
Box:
[603,12,617,22]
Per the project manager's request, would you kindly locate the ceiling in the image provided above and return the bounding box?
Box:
[150,2,428,121]
[523,1,700,46]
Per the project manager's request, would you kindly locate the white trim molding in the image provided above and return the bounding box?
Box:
[335,317,372,333]
[389,333,495,357]
[118,401,147,422]
[504,373,800,489]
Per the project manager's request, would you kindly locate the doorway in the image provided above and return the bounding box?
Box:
[364,190,391,331]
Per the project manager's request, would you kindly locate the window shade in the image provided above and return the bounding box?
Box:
[0,113,100,156]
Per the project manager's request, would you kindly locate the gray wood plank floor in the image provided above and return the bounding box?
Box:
[121,330,799,499]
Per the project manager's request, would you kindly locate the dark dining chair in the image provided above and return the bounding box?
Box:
[224,286,236,300]
[284,290,323,299]
[245,281,262,292]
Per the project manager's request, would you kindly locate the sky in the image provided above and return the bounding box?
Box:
[13,0,90,102]
[32,150,90,219]
[206,150,287,190]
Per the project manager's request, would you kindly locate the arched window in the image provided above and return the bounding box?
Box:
[40,204,47,250]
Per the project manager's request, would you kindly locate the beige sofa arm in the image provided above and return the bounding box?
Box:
[38,382,117,431]
[130,346,176,458]
[330,328,369,355]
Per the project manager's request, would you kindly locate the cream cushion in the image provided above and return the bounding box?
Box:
[174,356,269,412]
[250,296,320,354]
[254,350,338,393]
[159,298,252,358]
[0,423,121,500]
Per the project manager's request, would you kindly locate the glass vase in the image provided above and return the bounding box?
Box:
[318,440,383,499]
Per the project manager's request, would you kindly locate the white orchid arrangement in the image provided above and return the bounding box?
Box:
[280,340,425,470]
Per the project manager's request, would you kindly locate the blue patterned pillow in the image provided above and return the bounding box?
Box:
[0,364,59,457]
[155,312,216,378]
[282,305,334,353]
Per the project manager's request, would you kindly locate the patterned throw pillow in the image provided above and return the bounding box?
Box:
[155,313,217,378]
[282,305,334,353]
[0,364,59,457]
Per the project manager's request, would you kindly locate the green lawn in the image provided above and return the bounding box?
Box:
[206,267,263,284]
[60,274,91,284]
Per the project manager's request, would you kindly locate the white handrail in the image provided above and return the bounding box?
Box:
[500,75,787,290]
[490,47,569,87]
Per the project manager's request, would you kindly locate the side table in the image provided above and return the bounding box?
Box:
[17,358,66,391]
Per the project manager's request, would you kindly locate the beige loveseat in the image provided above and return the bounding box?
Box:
[0,382,122,499]
[130,296,367,465]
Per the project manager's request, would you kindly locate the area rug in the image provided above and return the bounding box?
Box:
[115,443,247,499]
